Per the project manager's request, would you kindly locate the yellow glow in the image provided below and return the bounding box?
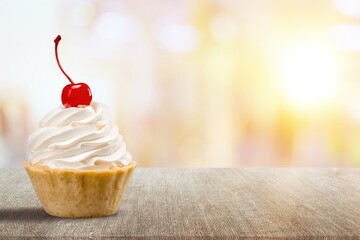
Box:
[276,40,340,109]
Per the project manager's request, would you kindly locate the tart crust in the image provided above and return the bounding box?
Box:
[24,160,137,218]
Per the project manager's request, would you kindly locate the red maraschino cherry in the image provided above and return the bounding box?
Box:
[54,35,92,108]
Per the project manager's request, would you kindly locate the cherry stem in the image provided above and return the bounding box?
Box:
[54,35,74,85]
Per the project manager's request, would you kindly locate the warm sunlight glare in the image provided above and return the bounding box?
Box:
[276,41,339,109]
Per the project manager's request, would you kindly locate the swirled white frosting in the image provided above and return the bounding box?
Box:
[28,102,132,170]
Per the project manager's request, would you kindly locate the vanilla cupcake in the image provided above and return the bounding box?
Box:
[24,102,136,218]
[24,35,136,218]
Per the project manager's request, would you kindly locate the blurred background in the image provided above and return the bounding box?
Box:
[1,0,360,168]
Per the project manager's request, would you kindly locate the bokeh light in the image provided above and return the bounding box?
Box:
[276,39,340,110]
[1,0,360,168]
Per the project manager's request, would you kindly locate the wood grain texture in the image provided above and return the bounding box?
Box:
[1,168,360,239]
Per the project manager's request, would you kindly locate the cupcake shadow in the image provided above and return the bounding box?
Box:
[0,207,53,222]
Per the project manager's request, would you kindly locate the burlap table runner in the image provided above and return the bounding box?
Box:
[1,168,360,239]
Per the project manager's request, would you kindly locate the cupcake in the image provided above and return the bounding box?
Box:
[24,35,136,218]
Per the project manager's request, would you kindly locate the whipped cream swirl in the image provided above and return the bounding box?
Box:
[28,102,132,170]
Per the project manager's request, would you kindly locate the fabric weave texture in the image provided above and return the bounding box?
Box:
[1,168,360,239]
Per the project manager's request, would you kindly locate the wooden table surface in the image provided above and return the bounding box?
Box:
[1,168,360,239]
